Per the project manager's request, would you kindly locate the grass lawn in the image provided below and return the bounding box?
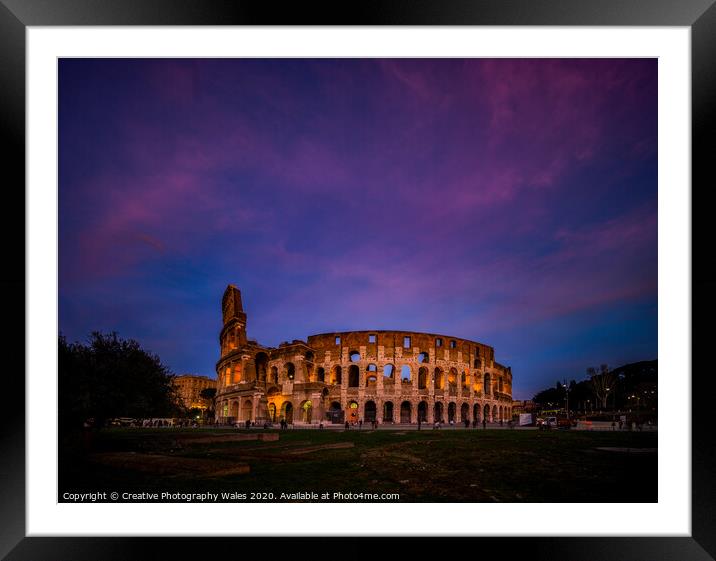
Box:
[59,427,657,502]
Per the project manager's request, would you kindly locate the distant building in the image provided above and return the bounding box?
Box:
[512,400,537,414]
[172,374,216,410]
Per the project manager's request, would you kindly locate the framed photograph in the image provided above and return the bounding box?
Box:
[3,0,715,559]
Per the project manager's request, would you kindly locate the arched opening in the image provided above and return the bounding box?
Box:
[417,352,429,363]
[349,350,361,362]
[317,367,325,383]
[230,401,239,419]
[492,405,498,421]
[281,401,294,423]
[267,403,277,422]
[434,402,444,423]
[348,400,359,422]
[484,403,491,422]
[383,364,395,383]
[383,401,394,422]
[305,352,315,382]
[255,352,269,384]
[242,399,253,421]
[400,401,412,423]
[331,365,342,385]
[498,376,504,393]
[364,400,377,422]
[300,400,313,423]
[473,403,481,422]
[418,401,428,422]
[418,367,428,389]
[448,402,456,422]
[367,363,377,373]
[400,365,412,384]
[434,368,444,390]
[270,366,278,385]
[461,372,468,390]
[366,375,377,388]
[328,401,343,424]
[286,362,296,381]
[348,364,360,387]
[461,403,470,422]
[448,368,458,395]
[484,373,491,395]
[474,358,481,369]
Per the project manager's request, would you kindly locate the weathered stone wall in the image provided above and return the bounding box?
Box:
[215,287,514,425]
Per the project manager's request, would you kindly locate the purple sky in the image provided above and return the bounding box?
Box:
[59,59,657,400]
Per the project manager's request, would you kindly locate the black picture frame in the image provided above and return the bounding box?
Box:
[2,1,714,559]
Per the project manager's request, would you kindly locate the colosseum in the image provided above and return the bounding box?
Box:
[216,285,513,426]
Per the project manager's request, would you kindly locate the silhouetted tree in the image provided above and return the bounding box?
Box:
[59,332,179,432]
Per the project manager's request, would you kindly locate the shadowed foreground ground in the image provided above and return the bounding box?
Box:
[59,427,657,502]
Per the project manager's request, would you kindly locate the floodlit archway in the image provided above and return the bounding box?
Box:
[434,368,444,390]
[484,403,491,422]
[300,400,313,423]
[473,403,481,422]
[281,401,294,423]
[461,403,470,422]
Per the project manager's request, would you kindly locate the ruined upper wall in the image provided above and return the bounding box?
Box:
[306,330,495,365]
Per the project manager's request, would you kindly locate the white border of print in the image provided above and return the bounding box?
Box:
[27,26,689,536]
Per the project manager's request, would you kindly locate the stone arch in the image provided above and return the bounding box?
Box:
[418,366,428,389]
[498,376,504,393]
[331,365,342,385]
[417,352,429,363]
[230,400,239,419]
[241,398,253,421]
[492,404,498,421]
[366,373,377,387]
[267,402,277,422]
[484,403,491,422]
[400,365,412,383]
[473,403,481,422]
[347,400,359,422]
[349,350,361,362]
[281,401,294,423]
[434,367,444,390]
[286,362,296,381]
[328,401,342,424]
[304,352,315,381]
[461,371,468,390]
[448,368,458,394]
[461,402,470,422]
[269,366,279,385]
[400,401,412,423]
[317,367,325,383]
[364,400,377,422]
[418,400,428,422]
[383,364,395,382]
[383,401,394,422]
[484,372,491,395]
[348,364,360,387]
[434,402,444,423]
[255,352,269,384]
[448,402,457,422]
[300,400,313,423]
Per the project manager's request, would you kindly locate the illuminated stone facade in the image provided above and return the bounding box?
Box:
[216,285,513,425]
[172,374,216,410]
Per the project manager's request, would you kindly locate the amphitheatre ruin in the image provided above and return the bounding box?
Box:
[216,285,513,426]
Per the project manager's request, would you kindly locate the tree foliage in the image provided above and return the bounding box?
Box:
[59,332,180,431]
